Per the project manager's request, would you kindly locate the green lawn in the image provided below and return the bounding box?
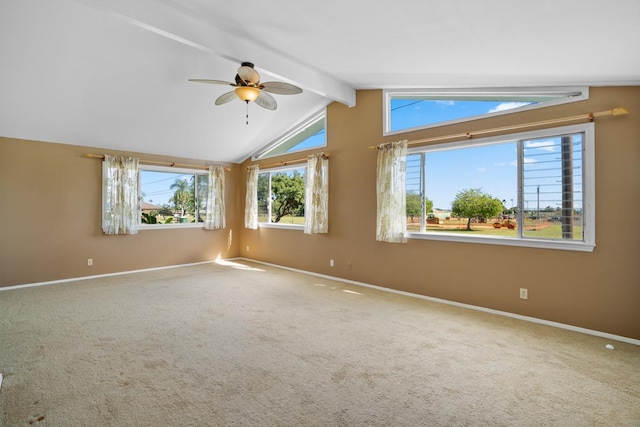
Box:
[258,215,305,225]
[409,220,583,240]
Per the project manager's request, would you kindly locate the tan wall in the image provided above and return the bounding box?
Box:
[239,87,640,340]
[0,138,241,286]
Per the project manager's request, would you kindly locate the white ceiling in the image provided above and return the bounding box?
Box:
[1,0,639,163]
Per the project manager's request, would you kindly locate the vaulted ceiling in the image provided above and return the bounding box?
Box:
[1,0,639,163]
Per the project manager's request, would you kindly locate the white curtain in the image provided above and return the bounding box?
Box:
[102,155,140,235]
[376,140,408,243]
[204,166,226,230]
[244,165,259,229]
[304,153,329,234]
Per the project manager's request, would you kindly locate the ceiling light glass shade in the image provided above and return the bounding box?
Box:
[235,86,261,102]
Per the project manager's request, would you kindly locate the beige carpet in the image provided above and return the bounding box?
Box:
[1,260,639,426]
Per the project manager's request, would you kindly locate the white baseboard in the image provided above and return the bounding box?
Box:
[236,257,640,347]
[0,260,217,292]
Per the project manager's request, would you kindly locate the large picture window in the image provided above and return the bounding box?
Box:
[258,166,306,227]
[406,123,594,251]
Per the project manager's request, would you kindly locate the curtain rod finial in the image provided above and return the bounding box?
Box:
[612,107,629,116]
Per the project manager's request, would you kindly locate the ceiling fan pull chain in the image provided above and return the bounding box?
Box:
[245,100,249,125]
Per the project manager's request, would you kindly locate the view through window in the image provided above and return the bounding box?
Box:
[258,166,306,225]
[405,123,593,248]
[385,88,587,133]
[139,167,208,226]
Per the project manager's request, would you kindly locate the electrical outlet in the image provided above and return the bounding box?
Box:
[246,246,250,252]
[329,259,335,267]
[87,258,93,266]
[519,288,528,299]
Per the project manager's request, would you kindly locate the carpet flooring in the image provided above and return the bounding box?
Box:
[1,260,639,426]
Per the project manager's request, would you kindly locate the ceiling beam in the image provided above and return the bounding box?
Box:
[76,0,356,107]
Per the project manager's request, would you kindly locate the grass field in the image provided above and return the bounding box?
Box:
[410,219,583,240]
[258,216,583,240]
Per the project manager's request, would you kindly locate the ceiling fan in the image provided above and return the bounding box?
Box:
[189,62,303,123]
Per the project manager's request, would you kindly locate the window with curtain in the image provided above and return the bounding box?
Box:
[254,154,329,231]
[102,155,140,235]
[130,164,227,229]
[376,140,408,243]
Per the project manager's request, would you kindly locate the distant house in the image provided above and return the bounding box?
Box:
[140,201,161,213]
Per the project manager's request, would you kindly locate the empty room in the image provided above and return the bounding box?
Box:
[1,1,639,425]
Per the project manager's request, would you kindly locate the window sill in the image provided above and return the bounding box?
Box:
[139,223,204,230]
[408,232,595,252]
[258,223,304,230]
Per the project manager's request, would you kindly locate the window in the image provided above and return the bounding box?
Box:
[139,166,209,227]
[257,165,306,227]
[406,123,594,251]
[384,87,588,134]
[253,110,326,160]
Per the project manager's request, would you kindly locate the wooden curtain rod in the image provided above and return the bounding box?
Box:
[86,154,231,171]
[249,153,330,170]
[368,107,629,149]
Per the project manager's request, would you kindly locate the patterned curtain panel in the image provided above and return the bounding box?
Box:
[376,140,408,243]
[304,153,329,234]
[244,165,259,229]
[205,166,226,230]
[102,155,140,235]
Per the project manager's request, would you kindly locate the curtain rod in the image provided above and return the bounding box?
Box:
[85,154,231,171]
[249,153,330,170]
[368,107,629,149]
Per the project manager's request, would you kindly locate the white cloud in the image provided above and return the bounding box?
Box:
[488,102,531,113]
[436,100,455,106]
[493,161,506,167]
[525,140,556,152]
[523,157,537,164]
[476,167,487,172]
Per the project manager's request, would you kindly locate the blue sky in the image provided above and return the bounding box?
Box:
[390,99,534,132]
[141,170,192,206]
[407,143,519,211]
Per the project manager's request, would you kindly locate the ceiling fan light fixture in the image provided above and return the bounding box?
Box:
[234,86,260,102]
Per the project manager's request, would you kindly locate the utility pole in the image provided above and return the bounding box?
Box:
[537,186,540,221]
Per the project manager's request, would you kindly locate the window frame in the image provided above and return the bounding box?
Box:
[257,164,307,230]
[406,123,595,252]
[383,87,589,136]
[252,109,327,160]
[138,165,209,230]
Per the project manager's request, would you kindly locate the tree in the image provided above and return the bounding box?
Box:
[406,193,434,223]
[406,193,421,222]
[170,178,192,217]
[451,188,503,231]
[270,171,305,223]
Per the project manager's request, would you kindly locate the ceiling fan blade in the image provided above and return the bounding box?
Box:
[189,79,234,86]
[260,81,303,95]
[237,63,260,85]
[254,91,277,110]
[215,91,238,105]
